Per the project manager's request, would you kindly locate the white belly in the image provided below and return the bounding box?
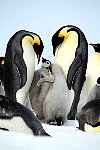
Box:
[16,43,35,105]
[55,42,76,111]
[0,117,33,135]
[78,53,100,111]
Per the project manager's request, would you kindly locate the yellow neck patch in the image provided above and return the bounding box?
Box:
[1,60,4,65]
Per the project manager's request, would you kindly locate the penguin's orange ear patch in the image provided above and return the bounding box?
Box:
[58,33,64,38]
[1,60,4,65]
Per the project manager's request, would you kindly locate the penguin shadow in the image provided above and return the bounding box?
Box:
[37,63,69,126]
[76,77,100,133]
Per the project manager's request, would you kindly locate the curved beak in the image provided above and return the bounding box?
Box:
[37,54,41,64]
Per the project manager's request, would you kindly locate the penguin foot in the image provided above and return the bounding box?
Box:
[67,110,76,120]
[0,128,9,131]
[49,120,63,126]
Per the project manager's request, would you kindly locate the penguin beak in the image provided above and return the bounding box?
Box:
[37,54,41,64]
[53,47,56,56]
[89,43,97,48]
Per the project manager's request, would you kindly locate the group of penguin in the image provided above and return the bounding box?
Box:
[0,25,100,136]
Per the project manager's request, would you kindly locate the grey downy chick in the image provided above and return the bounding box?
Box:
[29,57,53,120]
[39,63,69,126]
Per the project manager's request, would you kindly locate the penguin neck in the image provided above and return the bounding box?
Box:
[16,37,35,104]
[55,32,78,78]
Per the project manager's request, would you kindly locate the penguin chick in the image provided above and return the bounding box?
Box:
[4,30,44,106]
[0,95,50,136]
[29,57,52,120]
[42,64,69,125]
[52,25,88,120]
[87,77,100,102]
[76,99,100,133]
[36,71,54,122]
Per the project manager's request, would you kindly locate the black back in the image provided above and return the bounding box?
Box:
[4,30,30,101]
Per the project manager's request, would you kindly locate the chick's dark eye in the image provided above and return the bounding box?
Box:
[46,61,50,64]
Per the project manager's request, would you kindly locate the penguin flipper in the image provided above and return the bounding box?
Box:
[67,54,83,90]
[14,54,27,88]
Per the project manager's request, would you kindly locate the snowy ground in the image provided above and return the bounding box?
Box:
[0,120,99,150]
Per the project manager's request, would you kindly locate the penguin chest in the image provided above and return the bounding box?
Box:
[86,53,100,95]
[55,44,75,79]
[0,117,33,135]
[16,45,35,104]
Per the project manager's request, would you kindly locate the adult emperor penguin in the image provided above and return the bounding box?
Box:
[4,30,44,106]
[0,95,50,136]
[0,31,50,136]
[52,25,88,119]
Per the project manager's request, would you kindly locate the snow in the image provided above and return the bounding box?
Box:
[0,120,99,150]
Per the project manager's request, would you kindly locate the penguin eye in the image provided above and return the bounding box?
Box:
[46,61,50,64]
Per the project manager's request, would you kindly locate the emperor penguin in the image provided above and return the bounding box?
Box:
[78,43,100,111]
[0,57,5,95]
[52,25,88,119]
[29,57,53,120]
[40,63,69,125]
[0,95,50,136]
[0,30,50,136]
[76,99,100,133]
[4,30,44,106]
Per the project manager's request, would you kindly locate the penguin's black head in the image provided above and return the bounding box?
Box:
[42,57,51,65]
[89,43,100,53]
[52,27,65,56]
[33,35,44,64]
[42,57,51,69]
[52,25,80,56]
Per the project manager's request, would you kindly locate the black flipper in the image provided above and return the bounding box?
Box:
[67,65,86,120]
[67,54,83,90]
[14,54,27,89]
